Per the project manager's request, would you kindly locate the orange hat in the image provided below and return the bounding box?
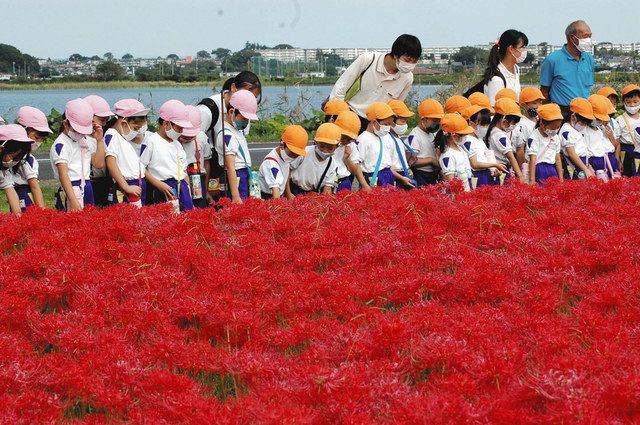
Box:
[495,88,518,103]
[588,95,613,122]
[334,110,360,139]
[323,99,350,116]
[281,125,309,156]
[519,87,545,104]
[387,99,414,118]
[536,103,563,121]
[494,98,522,117]
[596,86,618,99]
[570,98,596,121]
[314,122,342,145]
[441,113,475,135]
[366,102,395,121]
[467,92,495,114]
[418,99,444,119]
[445,95,472,114]
[622,84,640,97]
[461,104,486,121]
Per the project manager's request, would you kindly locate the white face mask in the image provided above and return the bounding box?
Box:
[68,129,85,143]
[136,124,148,137]
[280,145,296,163]
[573,121,587,133]
[374,123,391,137]
[393,123,408,136]
[396,59,416,74]
[625,105,640,115]
[2,160,18,169]
[166,124,182,141]
[314,145,332,160]
[122,121,138,141]
[31,142,41,153]
[512,48,527,64]
[475,126,489,140]
[504,123,516,133]
[544,128,559,137]
[573,36,593,53]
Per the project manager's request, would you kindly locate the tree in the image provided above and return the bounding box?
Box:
[440,53,449,60]
[273,44,294,50]
[223,49,259,72]
[167,54,179,61]
[211,48,231,61]
[244,42,269,50]
[0,45,40,74]
[95,61,125,81]
[452,46,489,67]
[524,52,535,64]
[103,52,113,60]
[122,53,134,60]
[69,53,87,62]
[90,55,101,61]
[196,50,211,59]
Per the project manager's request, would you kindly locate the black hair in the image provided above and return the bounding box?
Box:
[233,71,262,103]
[0,140,30,171]
[623,90,640,101]
[433,130,446,153]
[391,34,422,60]
[535,119,560,129]
[483,30,529,86]
[324,115,338,123]
[484,113,520,146]
[562,112,592,126]
[470,109,492,126]
[222,77,235,92]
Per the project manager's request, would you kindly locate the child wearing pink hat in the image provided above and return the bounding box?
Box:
[0,124,34,215]
[104,98,150,207]
[140,99,194,211]
[12,106,53,211]
[50,98,104,211]
[214,89,259,204]
[179,105,212,208]
[84,95,113,207]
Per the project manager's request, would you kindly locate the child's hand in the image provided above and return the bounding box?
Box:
[343,145,352,159]
[92,123,103,141]
[159,182,175,201]
[125,184,142,197]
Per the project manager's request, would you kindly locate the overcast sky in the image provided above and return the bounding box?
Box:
[2,0,638,59]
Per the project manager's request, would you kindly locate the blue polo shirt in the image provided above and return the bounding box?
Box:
[540,46,594,106]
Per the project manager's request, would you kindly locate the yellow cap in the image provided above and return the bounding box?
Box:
[445,95,472,114]
[441,113,475,135]
[588,95,613,122]
[536,103,563,121]
[334,110,360,139]
[519,87,545,104]
[596,86,618,99]
[495,88,518,103]
[570,98,596,121]
[387,99,414,118]
[281,125,309,156]
[314,122,342,145]
[494,98,522,117]
[418,99,444,119]
[366,102,395,121]
[461,104,485,121]
[622,84,640,97]
[467,92,495,114]
[323,99,350,116]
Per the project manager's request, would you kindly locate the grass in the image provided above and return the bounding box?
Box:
[0,180,59,212]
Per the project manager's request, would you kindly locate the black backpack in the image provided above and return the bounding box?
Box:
[197,98,224,178]
[462,72,507,98]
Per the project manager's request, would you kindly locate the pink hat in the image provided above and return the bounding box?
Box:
[0,124,33,143]
[84,95,114,117]
[17,106,53,133]
[114,99,150,118]
[230,89,259,121]
[182,105,202,137]
[65,98,94,135]
[159,99,192,128]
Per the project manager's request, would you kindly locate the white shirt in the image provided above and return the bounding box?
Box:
[460,135,492,168]
[104,128,146,181]
[0,170,14,190]
[329,52,413,118]
[198,95,251,146]
[139,132,187,181]
[609,116,622,139]
[356,131,398,173]
[215,123,251,170]
[559,122,588,158]
[616,113,640,151]
[484,62,521,105]
[583,126,608,158]
[290,145,337,191]
[258,147,290,194]
[488,128,514,166]
[50,133,97,181]
[12,155,38,185]
[388,133,411,172]
[406,126,437,172]
[182,132,212,170]
[512,117,536,149]
[526,128,561,164]
[439,146,472,191]
[334,142,362,179]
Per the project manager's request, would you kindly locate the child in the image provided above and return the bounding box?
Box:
[0,124,33,215]
[141,99,194,211]
[180,105,213,208]
[387,99,416,189]
[50,98,105,211]
[615,84,640,176]
[468,92,495,115]
[333,110,370,192]
[526,103,564,185]
[512,87,545,167]
[460,105,506,187]
[444,95,472,115]
[597,88,622,170]
[407,99,444,186]
[84,95,115,207]
[439,113,475,191]
[558,98,594,179]
[592,94,621,176]
[214,90,259,204]
[13,106,52,211]
[485,98,525,183]
[589,95,619,179]
[356,102,399,187]
[597,86,619,110]
[323,99,350,123]
[289,123,340,196]
[258,125,308,199]
[104,99,150,207]
[495,88,519,104]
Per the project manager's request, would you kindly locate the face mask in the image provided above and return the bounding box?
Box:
[136,124,148,138]
[544,128,559,137]
[68,129,85,143]
[475,126,488,140]
[453,136,464,146]
[592,120,603,128]
[122,122,138,141]
[393,123,408,136]
[235,119,249,131]
[573,122,587,133]
[625,105,640,115]
[31,142,41,153]
[512,48,527,64]
[280,145,296,163]
[374,123,390,137]
[426,123,440,133]
[504,123,516,133]
[2,160,18,169]
[166,125,181,141]
[573,36,593,53]
[396,59,416,74]
[314,145,332,160]
[526,108,538,119]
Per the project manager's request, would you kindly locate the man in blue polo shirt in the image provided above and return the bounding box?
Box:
[540,20,595,117]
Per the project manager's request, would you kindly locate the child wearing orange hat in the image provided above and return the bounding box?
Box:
[615,84,640,176]
[526,104,564,185]
[485,98,525,183]
[512,87,545,168]
[333,111,371,192]
[387,100,416,189]
[258,125,308,199]
[439,113,474,191]
[407,99,444,186]
[558,98,594,180]
[357,102,399,188]
[323,99,350,123]
[587,95,619,180]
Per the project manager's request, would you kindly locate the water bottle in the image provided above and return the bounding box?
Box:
[168,187,180,213]
[187,162,203,200]
[249,170,261,199]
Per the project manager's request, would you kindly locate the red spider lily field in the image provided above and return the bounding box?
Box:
[2,179,640,424]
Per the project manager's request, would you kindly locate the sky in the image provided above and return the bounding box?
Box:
[1,0,638,59]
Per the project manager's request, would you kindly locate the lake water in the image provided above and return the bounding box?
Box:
[0,84,446,122]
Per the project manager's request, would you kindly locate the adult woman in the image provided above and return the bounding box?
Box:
[483,29,529,105]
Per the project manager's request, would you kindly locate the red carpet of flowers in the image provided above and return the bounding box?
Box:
[2,179,640,423]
